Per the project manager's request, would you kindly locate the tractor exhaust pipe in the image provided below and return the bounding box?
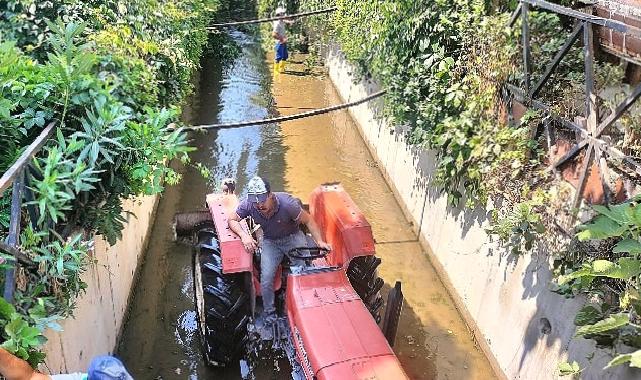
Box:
[172,178,236,241]
[172,210,213,241]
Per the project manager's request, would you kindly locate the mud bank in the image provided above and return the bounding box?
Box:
[325,45,641,380]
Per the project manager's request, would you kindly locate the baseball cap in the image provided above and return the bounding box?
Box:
[88,356,133,380]
[246,176,271,203]
[275,7,286,16]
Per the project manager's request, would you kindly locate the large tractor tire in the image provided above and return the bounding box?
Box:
[193,224,250,367]
[347,256,384,324]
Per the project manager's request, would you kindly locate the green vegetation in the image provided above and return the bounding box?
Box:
[0,0,229,364]
[555,200,641,369]
[260,0,641,372]
[270,0,540,208]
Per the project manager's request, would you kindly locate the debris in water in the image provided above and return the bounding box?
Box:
[406,335,416,345]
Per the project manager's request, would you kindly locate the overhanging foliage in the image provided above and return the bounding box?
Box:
[0,0,230,365]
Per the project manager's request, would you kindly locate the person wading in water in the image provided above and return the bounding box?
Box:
[272,7,295,75]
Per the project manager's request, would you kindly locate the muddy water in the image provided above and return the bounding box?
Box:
[118,29,497,380]
[270,58,497,380]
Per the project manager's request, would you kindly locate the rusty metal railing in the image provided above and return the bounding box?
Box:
[0,122,56,303]
[507,0,641,221]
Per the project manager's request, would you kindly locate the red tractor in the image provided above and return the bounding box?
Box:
[175,183,406,379]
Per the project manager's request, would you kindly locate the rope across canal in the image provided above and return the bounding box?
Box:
[206,7,337,29]
[180,90,387,131]
[188,7,383,132]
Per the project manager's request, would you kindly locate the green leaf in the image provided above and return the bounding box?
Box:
[620,289,641,314]
[558,265,593,285]
[0,100,12,118]
[577,215,627,241]
[16,346,28,359]
[574,306,602,326]
[1,339,18,353]
[594,258,641,280]
[558,361,581,376]
[562,259,641,285]
[593,204,630,225]
[0,297,17,320]
[5,317,26,340]
[613,239,641,255]
[605,349,641,369]
[575,313,629,337]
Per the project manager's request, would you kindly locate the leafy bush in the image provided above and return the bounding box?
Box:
[556,201,641,368]
[0,0,229,364]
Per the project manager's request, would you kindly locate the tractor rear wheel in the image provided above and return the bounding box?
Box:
[347,256,384,324]
[193,225,250,367]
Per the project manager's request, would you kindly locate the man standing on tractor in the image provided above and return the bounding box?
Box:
[272,7,294,75]
[228,176,331,325]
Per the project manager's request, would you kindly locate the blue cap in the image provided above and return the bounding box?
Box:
[88,356,133,380]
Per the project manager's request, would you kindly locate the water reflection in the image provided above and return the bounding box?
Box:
[117,29,282,379]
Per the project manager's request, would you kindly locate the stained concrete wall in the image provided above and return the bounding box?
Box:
[42,195,158,373]
[326,45,641,380]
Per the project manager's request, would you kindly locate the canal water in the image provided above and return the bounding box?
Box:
[117,29,497,380]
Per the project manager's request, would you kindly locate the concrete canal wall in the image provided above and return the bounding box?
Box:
[326,45,640,380]
[42,195,158,373]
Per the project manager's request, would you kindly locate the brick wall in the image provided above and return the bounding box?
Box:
[596,0,641,63]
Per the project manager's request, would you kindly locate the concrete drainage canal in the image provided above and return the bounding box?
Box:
[117,29,497,380]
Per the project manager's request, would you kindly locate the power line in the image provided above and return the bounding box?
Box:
[206,7,337,29]
[179,90,386,131]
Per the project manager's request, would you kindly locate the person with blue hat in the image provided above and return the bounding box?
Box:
[0,348,133,380]
[228,176,331,325]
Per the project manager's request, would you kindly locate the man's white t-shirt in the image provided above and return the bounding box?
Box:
[273,20,285,39]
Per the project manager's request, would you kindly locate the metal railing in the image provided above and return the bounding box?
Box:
[0,122,56,302]
[507,0,641,219]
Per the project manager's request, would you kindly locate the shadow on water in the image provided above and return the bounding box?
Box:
[117,29,286,379]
